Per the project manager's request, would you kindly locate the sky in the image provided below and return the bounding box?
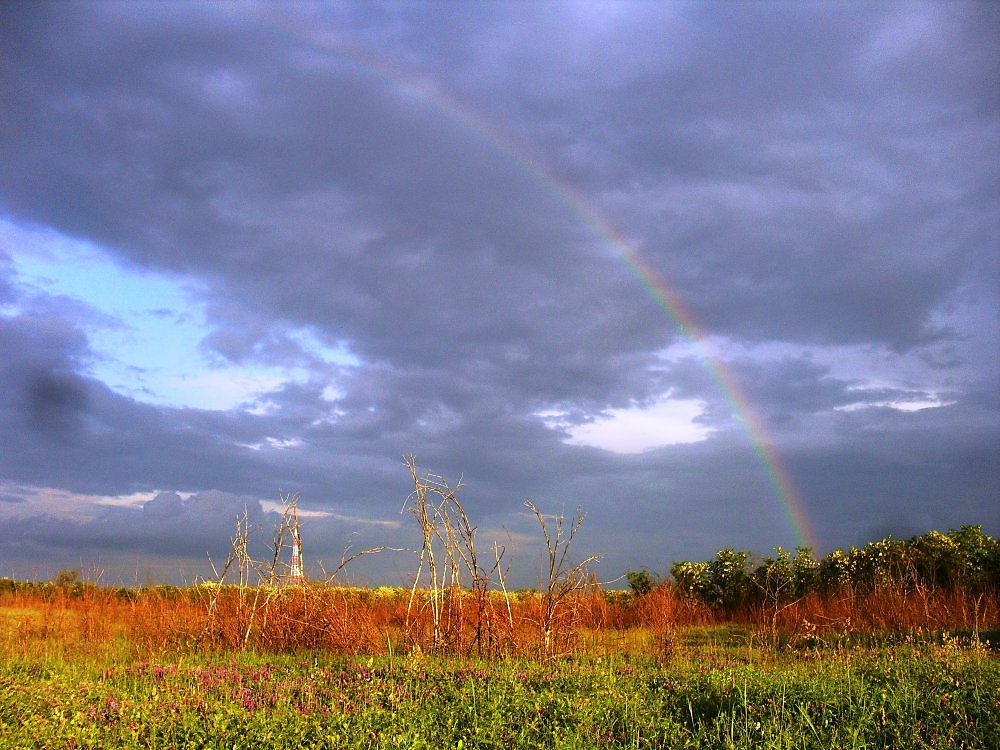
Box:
[0,1,997,586]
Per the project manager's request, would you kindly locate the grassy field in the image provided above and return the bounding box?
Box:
[1,589,998,749]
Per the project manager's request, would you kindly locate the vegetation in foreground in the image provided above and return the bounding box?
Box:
[1,618,997,749]
[1,572,998,748]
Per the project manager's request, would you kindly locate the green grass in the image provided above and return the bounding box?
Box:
[1,631,997,748]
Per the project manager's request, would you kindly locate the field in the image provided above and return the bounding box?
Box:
[1,582,998,748]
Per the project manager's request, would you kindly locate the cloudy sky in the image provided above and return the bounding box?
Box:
[1,1,997,585]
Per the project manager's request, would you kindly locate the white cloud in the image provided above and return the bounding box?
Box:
[541,395,713,454]
[835,395,956,413]
[239,436,305,451]
[259,499,331,518]
[159,370,291,412]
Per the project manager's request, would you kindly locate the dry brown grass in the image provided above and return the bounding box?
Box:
[1,581,996,660]
[773,584,999,639]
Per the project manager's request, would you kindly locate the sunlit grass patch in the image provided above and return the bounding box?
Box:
[0,606,41,623]
[1,640,997,749]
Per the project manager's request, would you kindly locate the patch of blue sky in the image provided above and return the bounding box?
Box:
[2,218,356,411]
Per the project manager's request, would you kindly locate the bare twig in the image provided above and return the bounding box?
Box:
[525,500,602,658]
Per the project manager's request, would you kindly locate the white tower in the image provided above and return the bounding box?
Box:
[288,500,305,584]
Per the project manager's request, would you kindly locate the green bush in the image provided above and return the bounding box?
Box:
[670,526,998,610]
[626,569,655,597]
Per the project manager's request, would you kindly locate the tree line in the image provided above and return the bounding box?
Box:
[633,525,1000,614]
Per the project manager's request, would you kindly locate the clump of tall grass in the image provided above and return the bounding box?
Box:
[775,583,999,638]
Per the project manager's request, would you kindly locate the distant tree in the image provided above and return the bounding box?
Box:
[907,530,960,588]
[53,569,80,587]
[751,547,800,638]
[626,568,655,597]
[818,548,851,591]
[947,524,1000,589]
[791,546,820,596]
[752,547,795,606]
[849,536,908,590]
[706,547,752,611]
[670,526,997,611]
[670,559,710,601]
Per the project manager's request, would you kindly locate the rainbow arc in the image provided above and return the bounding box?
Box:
[254,10,818,550]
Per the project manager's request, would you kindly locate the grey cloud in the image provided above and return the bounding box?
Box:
[27,370,91,439]
[0,4,672,371]
[0,488,413,584]
[0,490,269,561]
[142,491,183,519]
[454,3,998,350]
[4,2,993,371]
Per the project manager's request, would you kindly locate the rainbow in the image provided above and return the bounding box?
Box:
[253,10,818,550]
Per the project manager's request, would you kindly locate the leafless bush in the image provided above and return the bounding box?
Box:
[401,455,512,655]
[524,500,601,659]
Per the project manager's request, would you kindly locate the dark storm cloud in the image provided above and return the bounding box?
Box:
[0,1,996,580]
[27,370,91,439]
[4,2,994,362]
[448,2,999,348]
[0,0,676,381]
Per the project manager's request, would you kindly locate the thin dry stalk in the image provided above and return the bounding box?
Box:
[525,500,601,659]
